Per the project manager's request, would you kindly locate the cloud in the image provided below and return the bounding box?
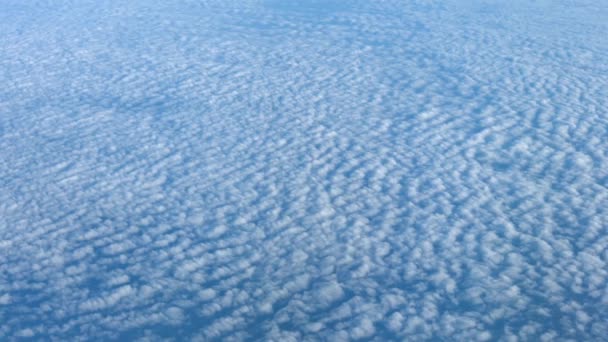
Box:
[1,0,607,340]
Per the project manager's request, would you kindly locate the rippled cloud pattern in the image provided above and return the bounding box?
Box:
[1,0,607,340]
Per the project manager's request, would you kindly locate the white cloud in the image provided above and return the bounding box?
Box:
[0,0,606,340]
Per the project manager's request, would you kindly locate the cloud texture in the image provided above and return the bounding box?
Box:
[1,0,607,340]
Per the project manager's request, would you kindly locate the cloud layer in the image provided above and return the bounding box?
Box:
[1,0,607,340]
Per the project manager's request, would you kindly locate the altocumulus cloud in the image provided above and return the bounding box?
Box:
[1,0,607,340]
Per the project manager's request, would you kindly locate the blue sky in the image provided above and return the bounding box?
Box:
[1,0,607,340]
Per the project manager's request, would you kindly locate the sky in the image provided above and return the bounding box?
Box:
[1,0,607,340]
